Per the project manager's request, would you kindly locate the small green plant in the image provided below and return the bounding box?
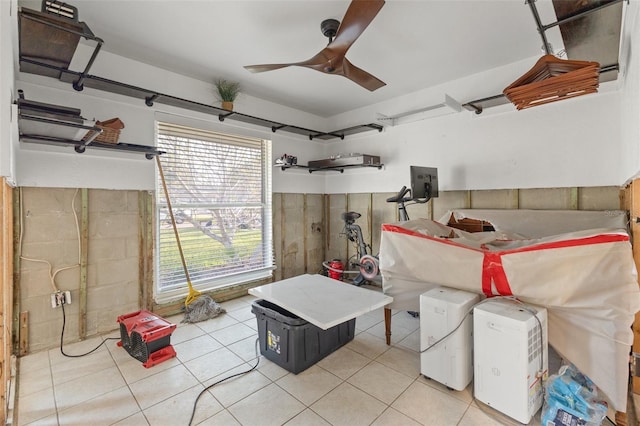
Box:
[214,79,241,102]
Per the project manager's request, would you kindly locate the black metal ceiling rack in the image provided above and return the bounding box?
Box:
[17,5,383,142]
[462,0,623,115]
[19,0,624,141]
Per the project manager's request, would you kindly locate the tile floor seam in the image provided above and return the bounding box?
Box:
[137,381,197,420]
[48,350,63,426]
[321,354,376,383]
[271,373,328,408]
[349,377,416,410]
[119,361,147,420]
[203,384,227,412]
[180,383,215,423]
[307,405,334,426]
[456,404,474,426]
[226,408,243,425]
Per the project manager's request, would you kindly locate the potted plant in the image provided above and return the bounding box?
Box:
[214,78,241,111]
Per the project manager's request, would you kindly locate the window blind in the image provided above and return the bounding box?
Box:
[155,122,273,301]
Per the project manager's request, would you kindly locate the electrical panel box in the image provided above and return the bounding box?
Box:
[420,287,479,390]
[474,299,548,424]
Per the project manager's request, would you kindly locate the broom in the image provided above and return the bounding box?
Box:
[156,156,225,323]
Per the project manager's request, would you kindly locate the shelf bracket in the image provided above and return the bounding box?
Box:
[218,111,235,122]
[365,123,384,132]
[309,132,328,141]
[465,103,483,115]
[145,94,161,107]
[327,132,345,140]
[272,124,287,133]
[72,36,103,91]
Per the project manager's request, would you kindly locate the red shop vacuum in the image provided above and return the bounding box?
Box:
[117,310,177,368]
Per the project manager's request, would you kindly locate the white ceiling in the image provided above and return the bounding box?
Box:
[19,0,567,117]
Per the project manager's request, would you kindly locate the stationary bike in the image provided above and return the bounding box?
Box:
[385,185,413,221]
[386,185,429,317]
[339,185,421,286]
[341,211,379,286]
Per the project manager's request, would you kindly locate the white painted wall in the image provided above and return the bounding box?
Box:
[15,76,326,192]
[0,0,17,185]
[14,41,328,191]
[8,1,640,194]
[321,88,622,194]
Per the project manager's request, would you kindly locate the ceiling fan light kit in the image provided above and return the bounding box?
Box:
[503,54,600,110]
[244,0,386,91]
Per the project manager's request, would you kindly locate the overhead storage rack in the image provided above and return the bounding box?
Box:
[17,3,383,142]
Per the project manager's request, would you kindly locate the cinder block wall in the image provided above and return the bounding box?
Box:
[15,186,621,353]
[17,188,140,353]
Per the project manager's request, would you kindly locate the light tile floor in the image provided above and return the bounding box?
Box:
[14,294,575,425]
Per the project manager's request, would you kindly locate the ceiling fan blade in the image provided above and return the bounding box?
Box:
[331,0,385,53]
[341,57,386,91]
[245,51,333,75]
[244,0,386,91]
[244,63,292,73]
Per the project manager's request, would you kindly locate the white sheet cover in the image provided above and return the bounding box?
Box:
[379,218,640,411]
[439,208,628,239]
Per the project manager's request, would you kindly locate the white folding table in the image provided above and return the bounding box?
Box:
[248,274,393,330]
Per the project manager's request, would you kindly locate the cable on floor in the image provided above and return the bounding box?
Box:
[59,301,118,358]
[188,337,261,426]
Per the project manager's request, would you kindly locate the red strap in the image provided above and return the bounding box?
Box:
[482,252,513,296]
[382,224,629,297]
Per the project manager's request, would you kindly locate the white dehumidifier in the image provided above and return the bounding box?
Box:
[420,287,479,391]
[474,298,548,424]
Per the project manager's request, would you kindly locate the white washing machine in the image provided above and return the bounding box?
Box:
[420,287,479,391]
[474,298,548,424]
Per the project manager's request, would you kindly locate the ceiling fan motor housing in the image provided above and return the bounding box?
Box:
[321,18,340,41]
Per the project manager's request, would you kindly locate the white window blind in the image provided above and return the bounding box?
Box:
[155,121,273,302]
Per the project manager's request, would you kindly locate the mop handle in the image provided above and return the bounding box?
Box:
[156,156,192,283]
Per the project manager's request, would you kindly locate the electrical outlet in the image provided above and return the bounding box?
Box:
[51,291,71,308]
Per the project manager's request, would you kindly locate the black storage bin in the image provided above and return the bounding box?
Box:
[251,299,355,374]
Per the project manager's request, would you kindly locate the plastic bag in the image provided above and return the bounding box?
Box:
[542,364,608,426]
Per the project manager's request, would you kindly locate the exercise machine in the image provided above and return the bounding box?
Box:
[341,211,379,286]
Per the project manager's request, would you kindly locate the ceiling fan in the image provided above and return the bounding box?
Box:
[244,0,386,92]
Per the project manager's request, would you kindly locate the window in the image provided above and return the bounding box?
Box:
[155,121,273,302]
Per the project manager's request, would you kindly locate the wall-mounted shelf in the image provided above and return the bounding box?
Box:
[17,94,164,159]
[21,60,385,141]
[277,163,383,174]
[277,154,383,173]
[19,134,164,159]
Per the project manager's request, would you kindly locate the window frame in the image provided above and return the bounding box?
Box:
[153,116,273,304]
